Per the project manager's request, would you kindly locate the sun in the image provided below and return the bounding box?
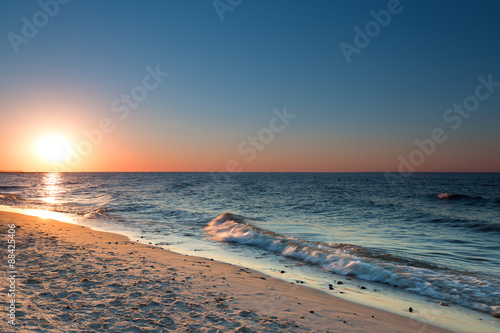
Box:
[35,134,72,163]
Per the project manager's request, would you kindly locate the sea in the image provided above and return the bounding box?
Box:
[1,172,499,332]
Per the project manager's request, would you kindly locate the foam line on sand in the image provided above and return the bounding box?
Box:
[0,211,451,332]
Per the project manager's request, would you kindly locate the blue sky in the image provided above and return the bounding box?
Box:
[1,0,499,172]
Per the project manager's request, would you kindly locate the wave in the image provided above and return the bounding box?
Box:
[83,208,111,219]
[205,213,500,314]
[436,193,490,201]
[436,193,500,206]
[437,193,469,200]
[0,185,28,190]
[429,217,500,234]
[0,193,26,202]
[0,193,111,220]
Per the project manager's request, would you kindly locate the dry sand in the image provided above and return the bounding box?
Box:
[0,211,452,332]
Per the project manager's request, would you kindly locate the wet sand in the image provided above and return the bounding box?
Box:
[0,211,452,332]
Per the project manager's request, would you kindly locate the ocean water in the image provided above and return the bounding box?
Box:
[1,172,499,326]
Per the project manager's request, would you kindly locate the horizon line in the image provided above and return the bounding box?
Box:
[1,171,499,174]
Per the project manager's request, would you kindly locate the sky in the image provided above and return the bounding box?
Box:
[0,0,499,172]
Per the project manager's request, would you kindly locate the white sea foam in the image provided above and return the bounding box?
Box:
[205,212,500,314]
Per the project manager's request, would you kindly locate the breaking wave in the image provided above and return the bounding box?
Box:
[205,212,500,314]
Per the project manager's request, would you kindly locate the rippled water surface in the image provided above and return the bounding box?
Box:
[1,172,499,317]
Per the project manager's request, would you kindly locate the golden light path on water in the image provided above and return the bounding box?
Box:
[41,173,63,204]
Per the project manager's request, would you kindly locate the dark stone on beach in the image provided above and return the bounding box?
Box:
[360,286,366,290]
[337,281,343,285]
[492,312,500,318]
[309,310,314,313]
[439,302,448,306]
[238,310,253,318]
[408,307,413,313]
[280,270,285,274]
[260,277,266,280]
[329,286,334,290]
[235,326,255,333]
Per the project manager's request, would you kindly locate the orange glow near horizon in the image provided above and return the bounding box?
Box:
[1,97,499,173]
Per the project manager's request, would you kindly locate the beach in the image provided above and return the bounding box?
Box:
[0,210,453,332]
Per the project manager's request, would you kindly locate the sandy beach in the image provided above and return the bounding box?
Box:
[1,210,452,332]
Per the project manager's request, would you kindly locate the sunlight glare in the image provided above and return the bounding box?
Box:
[35,134,72,163]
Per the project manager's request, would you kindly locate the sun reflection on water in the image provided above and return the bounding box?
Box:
[41,173,63,204]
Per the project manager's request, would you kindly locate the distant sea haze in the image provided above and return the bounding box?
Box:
[0,172,499,315]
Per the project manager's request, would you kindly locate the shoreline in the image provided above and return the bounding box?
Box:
[0,210,454,332]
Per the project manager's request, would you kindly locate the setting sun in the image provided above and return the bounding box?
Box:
[34,134,72,163]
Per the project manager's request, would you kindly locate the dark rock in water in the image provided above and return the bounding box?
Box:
[408,307,413,313]
[492,312,500,318]
[337,281,343,285]
[360,286,366,290]
[329,286,334,290]
[439,302,448,306]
